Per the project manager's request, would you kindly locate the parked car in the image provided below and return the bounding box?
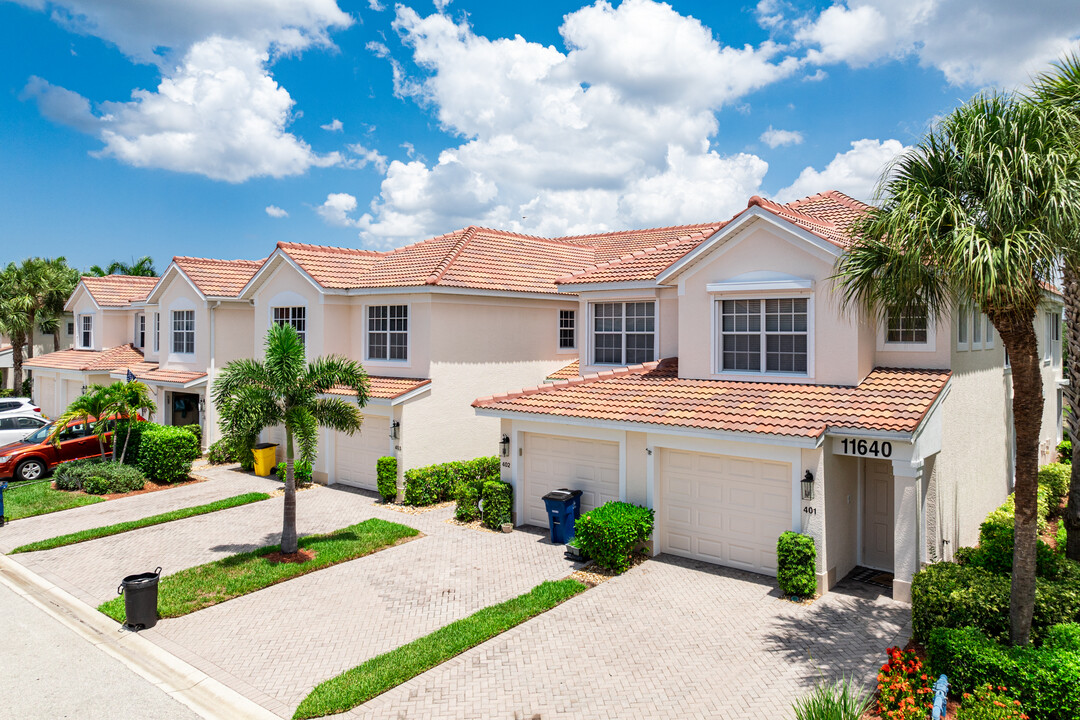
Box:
[0,397,44,419]
[0,414,48,447]
[0,415,129,481]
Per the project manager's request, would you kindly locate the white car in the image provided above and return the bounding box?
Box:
[0,398,44,419]
[0,413,48,446]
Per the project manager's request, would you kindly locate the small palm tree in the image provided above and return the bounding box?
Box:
[213,324,369,554]
[109,380,157,463]
[834,93,1080,646]
[50,385,115,459]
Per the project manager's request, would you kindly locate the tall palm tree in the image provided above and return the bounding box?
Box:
[213,324,369,554]
[49,385,116,459]
[38,312,61,354]
[108,380,157,463]
[87,256,156,277]
[0,258,79,391]
[1031,54,1080,562]
[834,93,1080,647]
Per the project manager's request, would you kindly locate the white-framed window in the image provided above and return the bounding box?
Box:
[78,315,93,349]
[134,313,146,348]
[66,321,74,336]
[559,310,576,350]
[592,301,655,365]
[886,306,929,344]
[367,305,408,361]
[718,298,808,374]
[984,314,994,349]
[1046,310,1061,363]
[272,306,306,345]
[171,310,195,354]
[153,313,160,353]
[971,308,982,349]
[956,305,969,350]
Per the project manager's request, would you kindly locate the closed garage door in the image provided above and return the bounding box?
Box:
[660,449,791,576]
[523,433,620,528]
[334,415,390,490]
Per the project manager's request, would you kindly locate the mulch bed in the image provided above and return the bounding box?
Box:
[569,552,649,588]
[264,549,318,565]
[381,500,455,515]
[95,475,207,500]
[445,517,502,534]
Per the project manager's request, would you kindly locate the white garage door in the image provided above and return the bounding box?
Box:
[523,433,620,528]
[333,415,391,490]
[660,449,791,576]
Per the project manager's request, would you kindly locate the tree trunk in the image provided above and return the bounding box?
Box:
[10,332,24,394]
[52,331,59,353]
[25,310,35,360]
[281,427,298,554]
[996,315,1044,648]
[1063,262,1080,560]
[120,422,133,465]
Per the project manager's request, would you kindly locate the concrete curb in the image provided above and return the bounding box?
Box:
[0,553,283,720]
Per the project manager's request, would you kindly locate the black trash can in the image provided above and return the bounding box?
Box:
[118,567,162,629]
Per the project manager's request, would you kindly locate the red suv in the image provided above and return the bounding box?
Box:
[0,416,119,481]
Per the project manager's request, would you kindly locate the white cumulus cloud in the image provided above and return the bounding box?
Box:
[760,126,803,148]
[775,138,908,203]
[265,204,289,217]
[316,192,363,227]
[321,118,343,131]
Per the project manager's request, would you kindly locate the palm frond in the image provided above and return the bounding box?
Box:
[307,398,364,435]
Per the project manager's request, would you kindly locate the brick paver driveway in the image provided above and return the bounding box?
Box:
[343,555,910,720]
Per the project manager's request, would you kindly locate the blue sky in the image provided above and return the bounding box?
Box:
[2,0,1079,272]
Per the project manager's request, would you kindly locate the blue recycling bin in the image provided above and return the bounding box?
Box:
[542,488,583,544]
[0,481,7,525]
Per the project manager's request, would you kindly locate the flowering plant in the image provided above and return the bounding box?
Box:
[957,684,1028,720]
[876,646,932,720]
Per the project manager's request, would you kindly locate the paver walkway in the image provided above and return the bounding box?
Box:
[341,555,910,720]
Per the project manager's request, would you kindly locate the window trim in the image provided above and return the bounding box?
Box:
[134,313,146,349]
[170,309,196,356]
[588,300,658,367]
[956,304,969,351]
[364,303,410,365]
[876,308,937,353]
[271,305,307,345]
[558,309,577,352]
[712,294,814,378]
[153,312,160,353]
[78,314,93,349]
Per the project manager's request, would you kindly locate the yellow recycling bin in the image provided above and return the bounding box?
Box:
[252,443,279,477]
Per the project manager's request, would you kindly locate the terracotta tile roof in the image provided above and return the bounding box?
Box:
[558,191,870,286]
[81,275,159,307]
[174,256,265,297]
[115,361,207,385]
[24,344,144,372]
[277,222,725,294]
[474,359,950,439]
[547,360,580,381]
[326,376,432,401]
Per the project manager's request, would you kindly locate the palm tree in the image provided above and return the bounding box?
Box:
[0,258,79,391]
[834,93,1080,647]
[213,324,369,554]
[87,256,156,277]
[38,312,61,354]
[108,380,157,463]
[1031,54,1080,562]
[50,385,116,459]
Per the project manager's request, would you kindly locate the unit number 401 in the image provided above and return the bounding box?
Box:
[840,438,892,458]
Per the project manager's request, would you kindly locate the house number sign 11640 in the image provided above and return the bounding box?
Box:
[836,437,893,458]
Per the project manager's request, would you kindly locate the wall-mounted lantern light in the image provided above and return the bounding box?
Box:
[499,434,511,457]
[390,420,400,440]
[80,385,88,395]
[801,470,815,501]
[198,397,206,413]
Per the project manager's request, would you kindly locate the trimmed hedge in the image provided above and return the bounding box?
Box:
[480,480,512,529]
[376,456,398,502]
[114,419,153,465]
[455,481,481,522]
[54,459,146,495]
[136,425,200,483]
[777,531,817,597]
[959,519,1063,579]
[1039,463,1071,508]
[1058,439,1072,465]
[276,460,313,487]
[403,456,499,506]
[205,438,236,465]
[574,501,654,573]
[910,561,1080,645]
[179,423,202,448]
[927,625,1080,720]
[986,487,1052,534]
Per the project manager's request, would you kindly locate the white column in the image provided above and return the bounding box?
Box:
[891,458,924,603]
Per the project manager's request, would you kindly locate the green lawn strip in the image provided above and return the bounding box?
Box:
[293,578,588,720]
[10,492,272,554]
[98,518,418,622]
[3,481,103,521]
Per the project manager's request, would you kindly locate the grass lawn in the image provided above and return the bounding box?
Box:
[10,492,272,554]
[293,578,587,719]
[98,518,418,622]
[3,481,103,521]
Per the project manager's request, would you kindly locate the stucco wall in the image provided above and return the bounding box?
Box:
[157,278,207,371]
[824,453,859,588]
[251,263,325,363]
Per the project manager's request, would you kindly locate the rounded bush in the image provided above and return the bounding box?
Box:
[376,456,398,502]
[136,425,200,483]
[275,460,313,487]
[205,438,236,465]
[777,531,817,597]
[480,480,513,529]
[76,462,146,495]
[574,501,654,573]
[1038,462,1070,508]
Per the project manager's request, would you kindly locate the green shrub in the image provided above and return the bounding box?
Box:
[376,456,398,502]
[911,561,1080,645]
[114,420,154,465]
[80,463,146,495]
[455,482,481,522]
[234,434,257,471]
[986,488,1051,533]
[777,531,818,597]
[402,456,499,506]
[791,676,871,720]
[275,460,313,487]
[962,520,1064,579]
[136,425,200,483]
[179,423,202,448]
[927,626,1080,720]
[480,480,513,529]
[574,501,654,573]
[1058,523,1068,552]
[205,438,236,465]
[1039,463,1071,508]
[955,683,1026,720]
[54,459,102,491]
[1045,622,1080,653]
[1058,439,1072,465]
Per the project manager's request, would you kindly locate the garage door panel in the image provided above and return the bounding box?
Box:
[334,416,389,490]
[524,433,620,529]
[660,448,792,577]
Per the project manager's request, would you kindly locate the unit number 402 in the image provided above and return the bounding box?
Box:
[840,438,892,458]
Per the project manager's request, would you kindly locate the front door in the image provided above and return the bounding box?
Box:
[863,459,895,571]
[170,392,200,428]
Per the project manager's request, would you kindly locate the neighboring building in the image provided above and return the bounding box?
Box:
[1,316,76,390]
[473,192,1064,602]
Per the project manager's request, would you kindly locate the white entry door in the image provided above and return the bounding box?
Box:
[862,459,895,571]
[522,433,620,528]
[659,449,791,576]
